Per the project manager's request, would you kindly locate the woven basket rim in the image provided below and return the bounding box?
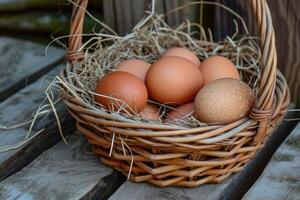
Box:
[59,0,291,187]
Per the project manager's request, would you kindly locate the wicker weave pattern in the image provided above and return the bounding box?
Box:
[60,0,290,187]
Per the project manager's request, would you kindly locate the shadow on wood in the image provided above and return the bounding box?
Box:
[0,64,75,181]
[107,112,297,200]
[0,135,126,200]
[0,37,64,102]
[244,122,300,200]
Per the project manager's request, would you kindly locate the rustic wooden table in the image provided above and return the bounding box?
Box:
[0,37,298,200]
[244,123,300,200]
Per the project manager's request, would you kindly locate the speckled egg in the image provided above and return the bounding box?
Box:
[194,78,255,124]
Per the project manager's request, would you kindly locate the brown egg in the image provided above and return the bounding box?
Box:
[163,47,201,66]
[199,56,240,85]
[194,78,255,124]
[145,56,203,105]
[165,102,194,121]
[116,59,151,82]
[94,71,148,113]
[139,104,160,120]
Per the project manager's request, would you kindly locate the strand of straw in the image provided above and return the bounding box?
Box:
[0,129,44,153]
[119,135,134,180]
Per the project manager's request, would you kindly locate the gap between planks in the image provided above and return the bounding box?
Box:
[244,122,300,200]
[0,134,126,200]
[0,63,75,181]
[0,37,64,102]
[108,112,297,200]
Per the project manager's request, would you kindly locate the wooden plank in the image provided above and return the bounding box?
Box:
[103,0,150,35]
[0,0,65,12]
[272,0,300,106]
[115,0,134,35]
[0,37,64,101]
[103,0,152,35]
[0,0,101,13]
[0,64,75,181]
[244,122,300,200]
[108,177,235,200]
[0,134,125,200]
[130,0,148,24]
[108,114,297,200]
[102,0,199,35]
[0,12,70,34]
[103,0,117,32]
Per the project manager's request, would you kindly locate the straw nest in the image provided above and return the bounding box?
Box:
[59,1,261,129]
[51,0,292,187]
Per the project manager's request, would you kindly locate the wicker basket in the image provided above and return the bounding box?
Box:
[60,0,290,187]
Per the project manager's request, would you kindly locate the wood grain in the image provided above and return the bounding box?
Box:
[0,64,74,181]
[214,0,300,106]
[244,122,300,200]
[164,0,180,27]
[102,0,200,35]
[108,177,235,200]
[103,0,149,35]
[0,37,64,102]
[130,0,148,24]
[108,112,297,200]
[0,135,125,200]
[102,0,117,32]
[115,0,134,35]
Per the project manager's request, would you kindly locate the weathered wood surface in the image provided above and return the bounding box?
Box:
[0,37,64,101]
[102,0,148,35]
[244,122,300,200]
[102,0,200,35]
[0,0,101,12]
[214,0,300,106]
[0,134,125,200]
[108,116,297,200]
[0,63,74,181]
[0,0,66,12]
[109,177,235,200]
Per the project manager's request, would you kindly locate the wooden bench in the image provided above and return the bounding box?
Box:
[244,122,300,200]
[0,37,298,200]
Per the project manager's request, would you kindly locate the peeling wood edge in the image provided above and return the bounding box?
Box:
[0,110,75,181]
[0,56,64,102]
[80,171,126,200]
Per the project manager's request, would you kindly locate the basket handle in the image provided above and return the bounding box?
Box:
[67,0,277,144]
[66,0,88,62]
[248,0,277,144]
